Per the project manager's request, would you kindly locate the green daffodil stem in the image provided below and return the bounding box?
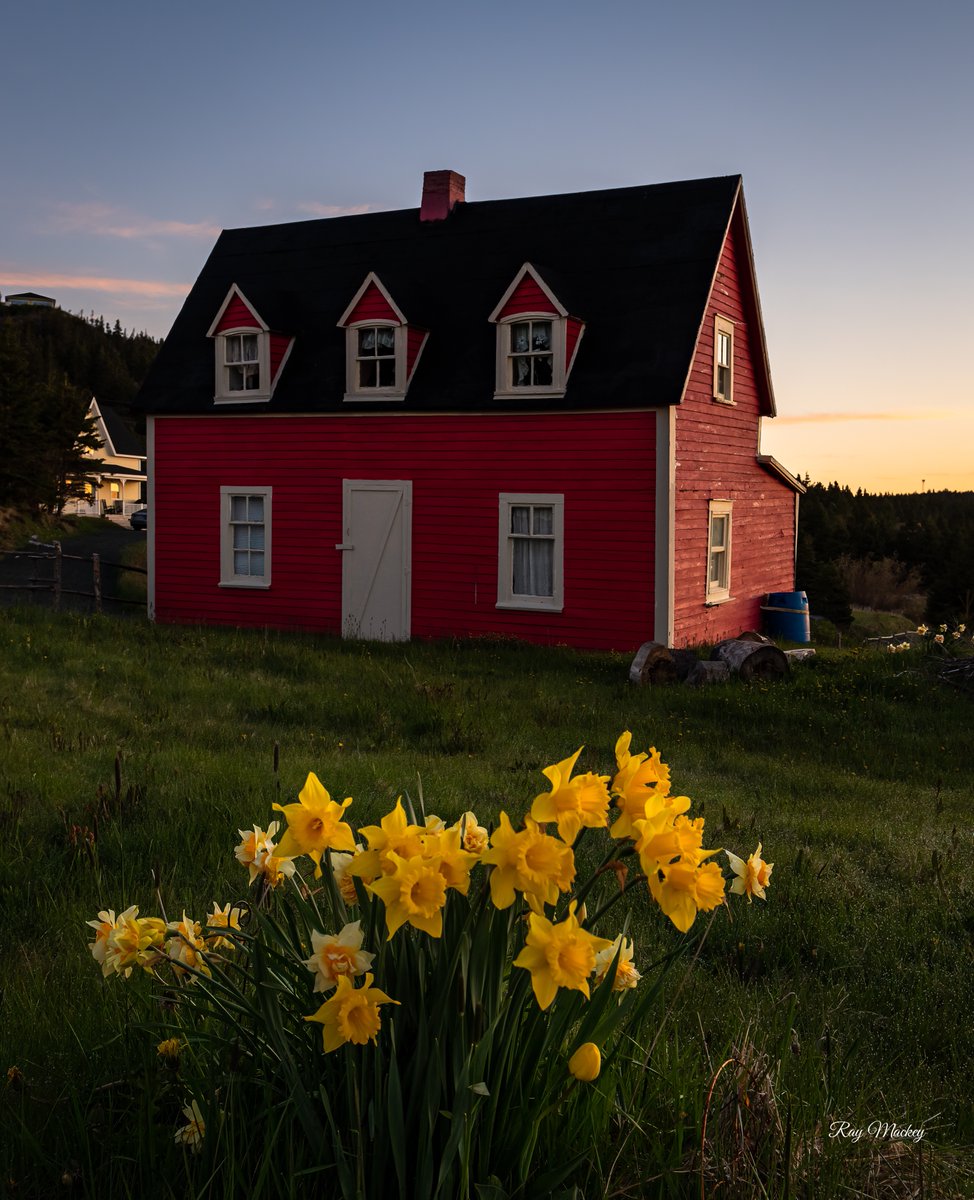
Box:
[584,873,648,929]
[557,840,632,922]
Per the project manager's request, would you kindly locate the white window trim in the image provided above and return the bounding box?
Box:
[713,315,735,405]
[706,499,733,604]
[493,313,567,399]
[214,328,271,404]
[496,492,565,612]
[343,320,407,402]
[220,486,272,588]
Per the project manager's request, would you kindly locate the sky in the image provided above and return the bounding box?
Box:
[2,0,972,494]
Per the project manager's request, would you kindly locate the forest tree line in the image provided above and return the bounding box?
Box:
[0,306,159,513]
[796,481,974,626]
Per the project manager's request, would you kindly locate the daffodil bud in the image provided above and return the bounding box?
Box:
[568,1042,601,1082]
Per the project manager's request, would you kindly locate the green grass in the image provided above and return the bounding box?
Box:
[1,606,972,1197]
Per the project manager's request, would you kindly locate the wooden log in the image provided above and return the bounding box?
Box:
[784,648,816,664]
[736,629,773,645]
[686,660,731,687]
[670,649,701,682]
[711,639,790,681]
[628,641,677,685]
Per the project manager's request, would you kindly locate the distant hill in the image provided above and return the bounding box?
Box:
[0,306,161,513]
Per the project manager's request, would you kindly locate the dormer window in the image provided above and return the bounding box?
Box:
[713,315,735,404]
[338,273,426,403]
[490,264,583,400]
[207,285,292,405]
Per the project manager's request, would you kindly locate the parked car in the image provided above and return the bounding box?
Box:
[130,509,148,531]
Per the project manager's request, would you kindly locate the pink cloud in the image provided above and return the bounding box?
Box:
[295,202,376,218]
[1,270,189,299]
[46,202,220,240]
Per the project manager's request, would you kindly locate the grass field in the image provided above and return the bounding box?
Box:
[1,605,971,1197]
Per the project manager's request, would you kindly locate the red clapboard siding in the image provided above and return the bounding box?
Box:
[215,294,261,332]
[269,334,291,382]
[672,214,796,647]
[344,283,400,325]
[497,275,558,318]
[152,411,657,652]
[406,328,426,377]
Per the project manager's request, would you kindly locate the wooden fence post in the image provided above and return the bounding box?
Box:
[53,543,62,610]
[92,553,102,614]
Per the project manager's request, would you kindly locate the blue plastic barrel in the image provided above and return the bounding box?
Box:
[761,591,810,643]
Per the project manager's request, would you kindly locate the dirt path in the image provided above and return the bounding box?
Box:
[0,521,146,618]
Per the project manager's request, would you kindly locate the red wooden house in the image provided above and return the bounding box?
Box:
[137,171,802,650]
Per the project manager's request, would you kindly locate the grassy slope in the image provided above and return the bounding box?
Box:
[0,607,971,1196]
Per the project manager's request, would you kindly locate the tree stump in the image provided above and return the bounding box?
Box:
[686,660,731,687]
[670,649,701,682]
[711,639,790,681]
[628,641,677,685]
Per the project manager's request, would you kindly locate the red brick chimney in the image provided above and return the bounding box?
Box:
[420,170,465,221]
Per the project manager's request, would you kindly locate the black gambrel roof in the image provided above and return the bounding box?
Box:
[137,175,747,416]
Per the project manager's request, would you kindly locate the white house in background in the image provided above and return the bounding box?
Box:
[66,398,147,517]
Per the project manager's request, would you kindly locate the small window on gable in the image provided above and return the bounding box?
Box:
[497,492,564,612]
[714,316,734,404]
[339,274,425,402]
[224,332,262,393]
[490,265,583,399]
[220,487,271,588]
[706,499,733,603]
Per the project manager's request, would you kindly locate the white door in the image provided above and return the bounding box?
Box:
[339,480,412,641]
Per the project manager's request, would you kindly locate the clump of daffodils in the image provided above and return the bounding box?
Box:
[87,732,775,1167]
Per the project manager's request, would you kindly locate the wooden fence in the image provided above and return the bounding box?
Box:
[0,540,147,613]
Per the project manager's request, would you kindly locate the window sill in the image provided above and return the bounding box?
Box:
[705,594,734,607]
[496,599,564,613]
[493,389,566,401]
[214,394,271,405]
[219,580,272,590]
[343,391,406,403]
[712,396,736,407]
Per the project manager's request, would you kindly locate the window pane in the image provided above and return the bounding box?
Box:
[359,360,377,388]
[225,336,241,363]
[378,358,396,386]
[248,496,264,522]
[234,550,249,574]
[249,525,265,551]
[532,322,551,350]
[250,552,264,576]
[241,335,258,362]
[233,525,249,550]
[511,506,530,534]
[711,515,727,549]
[511,323,530,353]
[244,366,260,390]
[533,506,553,535]
[532,355,553,386]
[230,496,247,522]
[718,332,730,367]
[513,539,553,596]
[228,365,244,391]
[359,328,376,354]
[513,356,530,386]
[377,327,395,353]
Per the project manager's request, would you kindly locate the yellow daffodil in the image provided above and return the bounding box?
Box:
[157,1037,184,1061]
[916,624,929,635]
[648,857,725,933]
[594,935,641,992]
[423,814,447,833]
[205,902,243,950]
[482,814,576,910]
[234,822,279,880]
[273,773,356,878]
[304,972,398,1052]
[453,810,489,855]
[165,913,210,979]
[568,1042,601,1082]
[368,851,448,938]
[934,634,945,644]
[481,811,523,909]
[725,843,774,902]
[87,908,120,976]
[513,903,613,1010]
[304,921,374,992]
[422,826,479,895]
[103,906,166,978]
[350,798,426,882]
[610,732,672,839]
[174,1100,205,1151]
[530,747,611,845]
